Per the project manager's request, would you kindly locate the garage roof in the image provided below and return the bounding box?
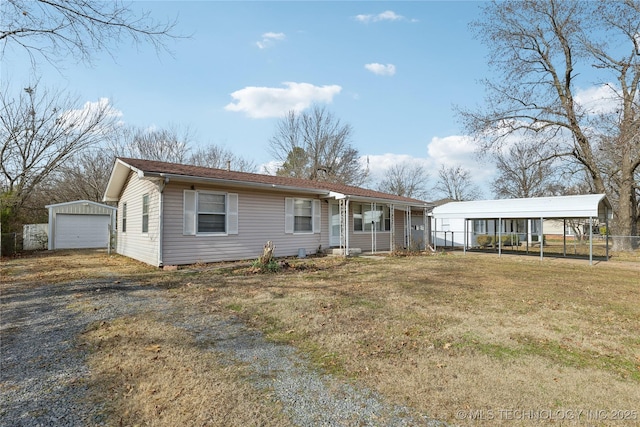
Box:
[431,194,611,219]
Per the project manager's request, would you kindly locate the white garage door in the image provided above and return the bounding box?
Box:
[55,214,110,249]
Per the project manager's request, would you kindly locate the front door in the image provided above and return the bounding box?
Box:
[330,203,341,247]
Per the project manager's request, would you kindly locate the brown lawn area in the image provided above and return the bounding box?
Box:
[3,249,639,426]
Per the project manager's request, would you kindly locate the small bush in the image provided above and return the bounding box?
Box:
[476,235,493,247]
[251,258,281,273]
[499,234,520,246]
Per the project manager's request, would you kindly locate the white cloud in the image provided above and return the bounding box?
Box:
[256,32,285,49]
[574,84,620,115]
[60,97,123,133]
[364,63,396,76]
[354,10,416,23]
[224,82,342,118]
[427,135,494,185]
[360,136,494,188]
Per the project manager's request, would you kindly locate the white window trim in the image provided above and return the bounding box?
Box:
[353,203,390,233]
[121,201,127,233]
[183,190,238,236]
[142,194,149,234]
[285,198,321,234]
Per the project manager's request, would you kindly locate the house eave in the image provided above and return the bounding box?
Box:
[151,172,330,196]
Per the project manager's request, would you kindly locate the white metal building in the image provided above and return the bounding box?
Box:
[431,194,612,264]
[46,200,116,250]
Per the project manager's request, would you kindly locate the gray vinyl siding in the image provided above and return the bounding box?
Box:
[161,183,329,265]
[394,208,407,249]
[116,173,161,266]
[349,231,392,251]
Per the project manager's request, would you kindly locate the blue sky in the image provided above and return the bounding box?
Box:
[5,1,501,195]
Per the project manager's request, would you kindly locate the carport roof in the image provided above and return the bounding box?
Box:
[431,194,612,220]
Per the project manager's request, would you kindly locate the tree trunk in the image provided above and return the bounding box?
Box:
[611,180,638,251]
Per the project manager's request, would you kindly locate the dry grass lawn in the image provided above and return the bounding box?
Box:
[80,316,291,426]
[3,249,639,426]
[189,252,640,425]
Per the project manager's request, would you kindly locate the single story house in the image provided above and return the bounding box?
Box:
[103,158,432,267]
[46,200,116,250]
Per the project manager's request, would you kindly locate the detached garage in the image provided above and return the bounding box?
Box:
[46,200,116,250]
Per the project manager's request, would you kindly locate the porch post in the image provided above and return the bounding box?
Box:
[345,199,350,257]
[423,207,428,250]
[390,204,395,252]
[407,206,411,250]
[371,202,375,254]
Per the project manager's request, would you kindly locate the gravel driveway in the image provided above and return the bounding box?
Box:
[1,277,446,426]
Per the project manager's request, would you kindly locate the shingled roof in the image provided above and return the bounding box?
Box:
[104,157,430,207]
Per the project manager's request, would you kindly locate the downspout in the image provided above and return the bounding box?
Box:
[157,175,169,267]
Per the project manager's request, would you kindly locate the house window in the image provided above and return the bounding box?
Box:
[353,203,363,231]
[294,199,313,232]
[122,202,127,232]
[473,220,486,234]
[142,194,149,233]
[183,190,238,236]
[353,204,390,232]
[198,192,226,233]
[285,198,320,234]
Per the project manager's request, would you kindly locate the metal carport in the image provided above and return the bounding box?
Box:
[431,194,612,265]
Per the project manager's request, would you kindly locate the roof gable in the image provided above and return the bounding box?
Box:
[104,157,430,207]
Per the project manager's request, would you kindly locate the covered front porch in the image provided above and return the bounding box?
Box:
[325,192,431,256]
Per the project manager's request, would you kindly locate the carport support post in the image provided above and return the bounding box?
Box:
[563,219,567,257]
[463,219,467,254]
[498,217,502,257]
[605,207,609,261]
[540,217,544,261]
[589,216,593,265]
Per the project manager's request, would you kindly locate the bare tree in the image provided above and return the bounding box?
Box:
[269,105,368,186]
[1,0,180,65]
[460,0,640,250]
[107,125,193,164]
[492,141,561,198]
[433,164,482,201]
[189,144,257,172]
[0,84,118,231]
[377,162,430,200]
[48,149,115,204]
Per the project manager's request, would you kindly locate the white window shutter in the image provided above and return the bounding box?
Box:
[285,198,294,234]
[313,199,321,233]
[183,190,196,235]
[227,193,238,235]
